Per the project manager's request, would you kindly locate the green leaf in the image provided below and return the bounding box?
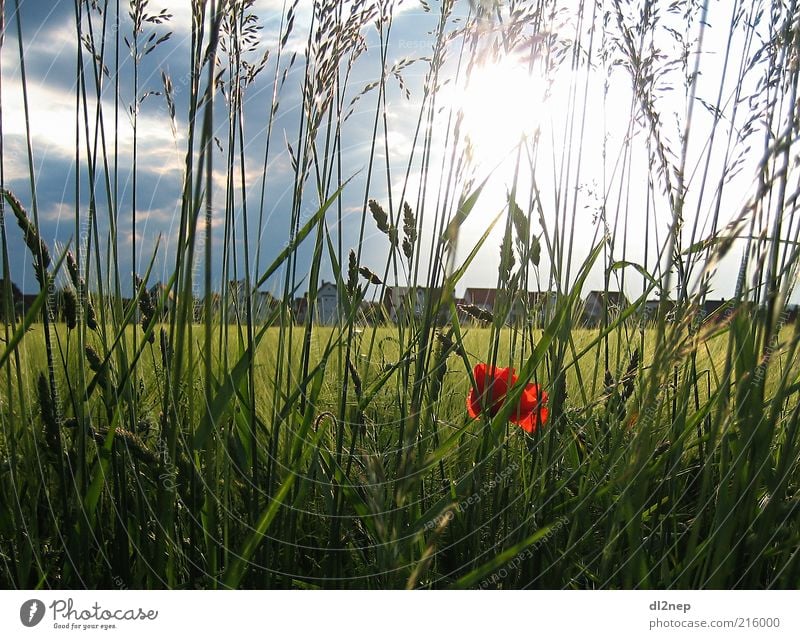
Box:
[610,260,661,294]
[222,470,296,588]
[530,234,541,266]
[442,175,491,246]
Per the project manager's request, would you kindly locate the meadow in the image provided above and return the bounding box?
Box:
[0,0,799,589]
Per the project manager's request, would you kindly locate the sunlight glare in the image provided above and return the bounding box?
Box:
[456,55,547,168]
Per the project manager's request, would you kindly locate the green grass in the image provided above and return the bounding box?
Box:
[0,0,799,589]
[1,317,798,588]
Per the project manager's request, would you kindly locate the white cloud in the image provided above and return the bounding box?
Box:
[0,65,184,180]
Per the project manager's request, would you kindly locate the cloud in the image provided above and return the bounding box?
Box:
[0,72,183,175]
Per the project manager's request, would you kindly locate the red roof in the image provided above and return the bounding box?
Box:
[464,287,497,306]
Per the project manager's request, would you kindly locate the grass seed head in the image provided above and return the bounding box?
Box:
[347,357,362,399]
[85,345,103,372]
[160,328,172,369]
[135,276,156,343]
[85,299,98,331]
[92,426,158,465]
[358,266,382,285]
[458,303,494,323]
[66,252,80,289]
[369,199,390,234]
[37,372,59,452]
[62,288,78,329]
[3,189,51,271]
[402,202,417,260]
[347,250,358,296]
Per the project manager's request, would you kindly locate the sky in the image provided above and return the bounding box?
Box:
[0,0,793,305]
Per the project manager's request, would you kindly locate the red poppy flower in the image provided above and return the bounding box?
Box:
[467,363,549,433]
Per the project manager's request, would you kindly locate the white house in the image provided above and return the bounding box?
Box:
[313,281,339,325]
[382,286,444,323]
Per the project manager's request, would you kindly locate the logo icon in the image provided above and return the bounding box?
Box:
[20,599,46,627]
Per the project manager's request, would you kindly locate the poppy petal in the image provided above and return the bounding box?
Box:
[510,383,549,432]
[490,367,516,415]
[510,383,539,418]
[467,387,482,418]
[467,364,516,418]
[468,363,490,418]
[467,364,546,426]
[472,363,489,395]
[514,406,549,433]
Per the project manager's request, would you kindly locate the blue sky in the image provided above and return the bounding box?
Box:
[1,0,789,304]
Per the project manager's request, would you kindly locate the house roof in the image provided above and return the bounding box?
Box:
[701,299,731,315]
[644,298,676,308]
[464,287,497,306]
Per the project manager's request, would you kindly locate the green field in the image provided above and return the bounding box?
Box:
[1,312,799,588]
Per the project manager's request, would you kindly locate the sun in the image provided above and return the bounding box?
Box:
[455,54,548,167]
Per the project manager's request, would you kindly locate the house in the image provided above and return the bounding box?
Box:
[641,299,676,323]
[582,290,629,326]
[201,292,222,321]
[643,299,659,320]
[149,282,177,318]
[313,281,339,325]
[289,282,340,325]
[252,290,279,323]
[20,293,40,316]
[783,304,800,323]
[700,298,733,322]
[694,299,798,326]
[292,296,308,324]
[463,287,497,312]
[383,286,415,323]
[226,279,248,320]
[359,300,384,325]
[509,291,558,326]
[383,286,446,324]
[460,288,557,326]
